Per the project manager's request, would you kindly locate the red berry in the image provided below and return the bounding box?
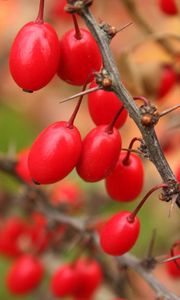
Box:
[159,0,178,15]
[105,151,144,202]
[6,255,43,295]
[9,21,60,92]
[157,65,177,99]
[76,125,122,182]
[15,148,33,184]
[50,264,78,297]
[58,28,102,86]
[88,82,128,129]
[165,251,180,278]
[0,217,27,257]
[73,258,103,298]
[50,180,83,210]
[28,121,82,184]
[100,211,140,256]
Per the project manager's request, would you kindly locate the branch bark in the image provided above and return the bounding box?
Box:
[117,254,180,300]
[76,5,179,206]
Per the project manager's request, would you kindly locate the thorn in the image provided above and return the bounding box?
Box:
[116,21,133,33]
[147,228,157,258]
[59,86,101,104]
[159,104,180,118]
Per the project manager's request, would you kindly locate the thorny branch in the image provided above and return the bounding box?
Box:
[67,0,180,207]
[0,1,179,299]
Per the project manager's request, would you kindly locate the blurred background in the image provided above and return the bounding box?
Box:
[0,0,179,299]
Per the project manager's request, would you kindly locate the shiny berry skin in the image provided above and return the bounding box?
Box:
[15,148,32,184]
[105,151,144,202]
[9,22,60,92]
[76,125,122,182]
[50,264,78,297]
[88,82,128,129]
[157,65,177,99]
[6,255,43,295]
[58,28,102,86]
[100,211,140,256]
[73,258,103,298]
[159,0,177,15]
[165,251,180,278]
[50,180,83,210]
[28,121,82,184]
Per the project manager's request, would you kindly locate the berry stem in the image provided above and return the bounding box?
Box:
[122,137,143,165]
[67,83,87,128]
[72,14,82,40]
[127,183,168,223]
[105,106,124,134]
[36,0,45,23]
[133,96,150,106]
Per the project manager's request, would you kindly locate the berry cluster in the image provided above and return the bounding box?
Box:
[9,0,102,92]
[4,0,180,298]
[10,0,180,260]
[51,258,103,298]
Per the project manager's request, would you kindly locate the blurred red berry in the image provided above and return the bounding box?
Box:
[6,255,43,295]
[157,65,177,99]
[50,180,83,210]
[159,0,178,15]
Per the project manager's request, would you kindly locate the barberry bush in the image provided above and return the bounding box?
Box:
[0,0,179,299]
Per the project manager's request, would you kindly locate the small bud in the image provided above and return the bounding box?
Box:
[102,77,112,88]
[141,114,153,126]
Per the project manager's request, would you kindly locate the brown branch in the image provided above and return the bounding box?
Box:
[116,254,180,300]
[71,3,179,206]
